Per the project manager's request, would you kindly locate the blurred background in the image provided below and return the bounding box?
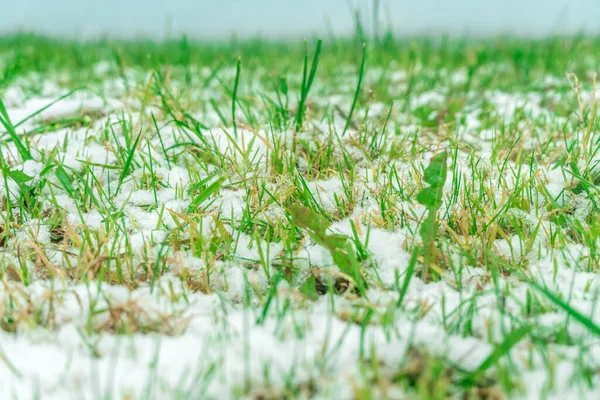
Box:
[1,0,600,40]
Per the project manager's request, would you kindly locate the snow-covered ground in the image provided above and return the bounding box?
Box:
[2,41,600,399]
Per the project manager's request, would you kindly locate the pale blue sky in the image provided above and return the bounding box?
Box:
[1,0,599,39]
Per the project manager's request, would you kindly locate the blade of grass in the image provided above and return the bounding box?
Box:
[115,130,142,196]
[0,345,23,379]
[295,40,323,131]
[14,87,85,128]
[529,280,600,336]
[232,57,241,139]
[342,43,366,136]
[0,98,32,161]
[460,325,532,386]
[188,173,227,211]
[396,246,419,306]
[55,165,77,200]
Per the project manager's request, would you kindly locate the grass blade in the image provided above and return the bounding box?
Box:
[232,57,241,138]
[461,325,532,386]
[0,98,32,161]
[116,130,142,196]
[396,246,419,306]
[529,280,600,336]
[294,40,323,131]
[341,43,366,136]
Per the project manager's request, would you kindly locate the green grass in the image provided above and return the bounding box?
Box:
[1,32,600,399]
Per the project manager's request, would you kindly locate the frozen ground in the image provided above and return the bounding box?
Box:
[1,37,600,399]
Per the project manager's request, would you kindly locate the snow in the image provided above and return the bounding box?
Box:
[0,280,497,399]
[2,70,600,399]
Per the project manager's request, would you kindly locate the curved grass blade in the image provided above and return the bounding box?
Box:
[529,280,600,336]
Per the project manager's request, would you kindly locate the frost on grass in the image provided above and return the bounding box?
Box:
[1,37,600,399]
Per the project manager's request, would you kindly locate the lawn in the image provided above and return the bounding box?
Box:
[1,34,600,399]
